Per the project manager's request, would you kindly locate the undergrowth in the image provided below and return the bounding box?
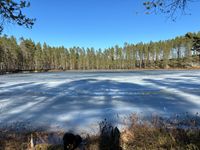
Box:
[0,113,200,150]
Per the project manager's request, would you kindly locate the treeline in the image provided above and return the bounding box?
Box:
[0,32,200,74]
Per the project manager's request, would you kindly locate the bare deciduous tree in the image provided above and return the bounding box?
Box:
[143,0,197,20]
[0,0,35,34]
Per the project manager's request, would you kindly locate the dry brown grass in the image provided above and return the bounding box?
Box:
[0,113,200,150]
[120,114,200,150]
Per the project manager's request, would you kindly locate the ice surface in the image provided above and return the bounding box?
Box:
[0,70,200,133]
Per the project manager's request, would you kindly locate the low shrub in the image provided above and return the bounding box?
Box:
[0,113,200,150]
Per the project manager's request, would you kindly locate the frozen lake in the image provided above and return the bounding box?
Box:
[0,70,200,133]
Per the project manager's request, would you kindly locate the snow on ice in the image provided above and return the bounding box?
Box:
[0,70,200,133]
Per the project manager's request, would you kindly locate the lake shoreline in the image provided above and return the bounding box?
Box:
[1,113,200,150]
[1,67,200,75]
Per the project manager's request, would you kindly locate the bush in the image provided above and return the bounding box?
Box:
[0,113,200,150]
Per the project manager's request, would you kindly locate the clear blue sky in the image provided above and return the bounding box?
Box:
[3,0,200,49]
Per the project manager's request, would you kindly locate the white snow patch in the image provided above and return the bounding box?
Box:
[0,70,200,133]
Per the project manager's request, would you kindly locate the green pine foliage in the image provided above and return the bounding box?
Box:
[0,32,200,74]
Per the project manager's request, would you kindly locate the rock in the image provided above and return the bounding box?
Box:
[63,133,82,150]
